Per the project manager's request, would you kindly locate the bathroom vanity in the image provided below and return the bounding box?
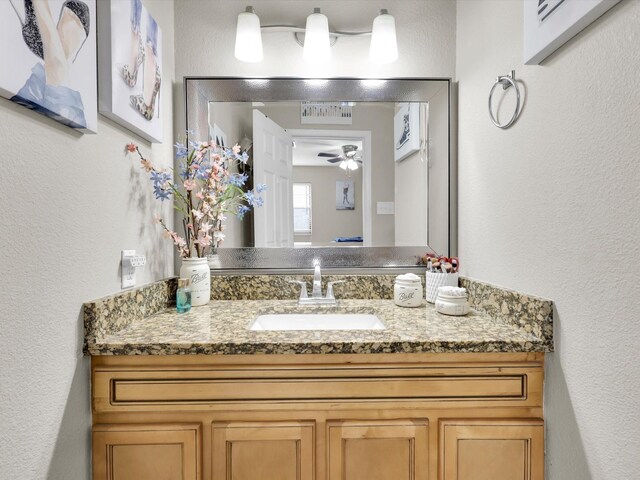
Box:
[84,276,552,480]
[83,77,552,480]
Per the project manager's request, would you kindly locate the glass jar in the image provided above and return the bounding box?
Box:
[435,289,470,316]
[394,273,423,308]
[179,257,210,306]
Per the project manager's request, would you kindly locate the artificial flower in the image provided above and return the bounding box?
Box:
[127,134,265,258]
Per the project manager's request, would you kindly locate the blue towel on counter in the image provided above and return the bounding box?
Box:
[334,236,363,243]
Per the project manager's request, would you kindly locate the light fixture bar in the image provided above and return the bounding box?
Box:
[235,6,398,63]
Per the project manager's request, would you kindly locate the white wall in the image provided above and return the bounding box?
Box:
[456,1,640,479]
[0,1,175,478]
[293,166,364,245]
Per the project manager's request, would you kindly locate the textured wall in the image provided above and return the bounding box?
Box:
[0,1,175,478]
[456,1,640,478]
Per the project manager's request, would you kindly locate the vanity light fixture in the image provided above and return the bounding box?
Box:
[303,8,331,62]
[370,9,398,64]
[235,6,263,63]
[234,6,398,64]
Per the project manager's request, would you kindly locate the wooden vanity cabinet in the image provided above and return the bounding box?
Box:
[91,353,545,480]
[92,423,200,480]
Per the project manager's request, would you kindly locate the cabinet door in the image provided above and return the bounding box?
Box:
[440,419,544,480]
[327,419,429,480]
[93,424,200,480]
[212,421,315,480]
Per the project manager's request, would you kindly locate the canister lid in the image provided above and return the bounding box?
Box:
[178,278,191,288]
[395,273,421,285]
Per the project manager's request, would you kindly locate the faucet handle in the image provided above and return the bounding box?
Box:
[287,280,308,299]
[325,281,345,300]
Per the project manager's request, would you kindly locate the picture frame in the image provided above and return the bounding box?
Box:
[336,180,355,210]
[98,0,163,142]
[0,0,98,133]
[394,102,420,162]
[524,0,622,65]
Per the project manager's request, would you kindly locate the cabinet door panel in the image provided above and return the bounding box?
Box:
[212,421,314,480]
[327,419,429,480]
[93,424,200,480]
[441,419,544,480]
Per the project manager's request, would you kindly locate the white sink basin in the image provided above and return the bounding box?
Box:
[249,313,386,331]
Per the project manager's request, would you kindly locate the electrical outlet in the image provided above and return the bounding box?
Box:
[121,250,146,289]
[377,201,395,215]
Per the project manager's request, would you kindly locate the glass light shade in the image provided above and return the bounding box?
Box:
[303,10,331,62]
[235,8,263,63]
[370,10,398,64]
[339,160,348,170]
[347,159,359,170]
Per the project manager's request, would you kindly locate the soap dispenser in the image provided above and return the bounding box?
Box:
[176,278,192,313]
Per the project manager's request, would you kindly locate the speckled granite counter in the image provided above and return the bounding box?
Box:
[84,285,553,355]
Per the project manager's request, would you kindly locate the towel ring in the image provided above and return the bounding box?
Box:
[488,70,521,129]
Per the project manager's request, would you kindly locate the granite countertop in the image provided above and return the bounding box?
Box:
[85,299,551,356]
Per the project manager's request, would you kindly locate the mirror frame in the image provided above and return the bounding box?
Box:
[184,77,457,273]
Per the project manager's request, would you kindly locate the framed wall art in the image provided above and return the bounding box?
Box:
[98,0,163,142]
[336,180,355,211]
[394,102,420,162]
[0,0,98,133]
[524,0,622,65]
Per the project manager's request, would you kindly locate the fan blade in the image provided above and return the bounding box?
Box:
[318,152,340,158]
[327,158,343,163]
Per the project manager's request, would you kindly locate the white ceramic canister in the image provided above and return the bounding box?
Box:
[394,273,423,308]
[434,286,470,316]
[179,257,211,306]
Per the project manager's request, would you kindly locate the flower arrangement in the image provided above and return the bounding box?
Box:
[126,135,265,258]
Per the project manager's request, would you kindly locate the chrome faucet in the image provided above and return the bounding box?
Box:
[312,261,323,298]
[288,261,344,305]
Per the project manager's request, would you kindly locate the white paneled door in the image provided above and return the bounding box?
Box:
[252,110,294,247]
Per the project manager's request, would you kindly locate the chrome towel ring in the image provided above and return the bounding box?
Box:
[488,70,521,129]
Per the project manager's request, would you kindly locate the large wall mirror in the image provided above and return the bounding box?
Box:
[185,78,456,271]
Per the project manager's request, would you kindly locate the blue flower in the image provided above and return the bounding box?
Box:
[174,142,188,158]
[178,164,188,180]
[150,170,171,186]
[244,190,264,207]
[227,173,248,187]
[153,184,172,201]
[194,161,211,180]
[255,183,267,194]
[236,204,251,220]
[240,152,249,164]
